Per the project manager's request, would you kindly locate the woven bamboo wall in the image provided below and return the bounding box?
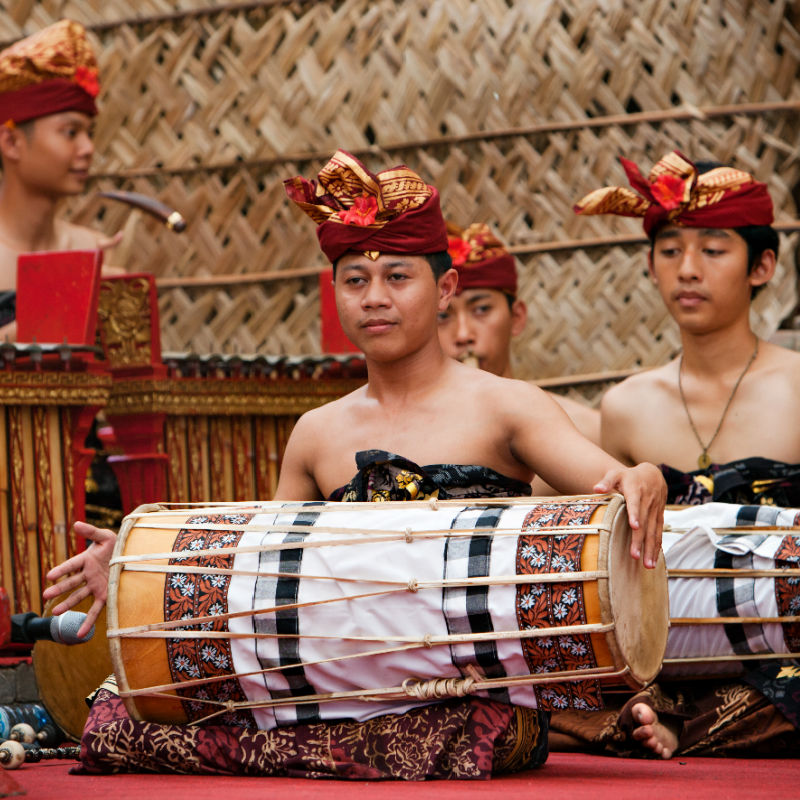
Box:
[1,0,798,382]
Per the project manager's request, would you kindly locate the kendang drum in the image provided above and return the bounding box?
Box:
[107,495,668,731]
[662,503,800,677]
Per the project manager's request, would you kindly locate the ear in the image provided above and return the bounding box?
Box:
[510,298,528,337]
[748,249,776,290]
[436,267,459,311]
[0,124,24,165]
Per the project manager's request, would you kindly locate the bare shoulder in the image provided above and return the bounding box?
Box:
[601,364,673,415]
[469,367,555,410]
[294,384,367,431]
[58,220,104,250]
[761,340,800,380]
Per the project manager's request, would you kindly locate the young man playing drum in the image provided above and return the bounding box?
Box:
[547,150,800,759]
[45,150,666,779]
[0,20,123,340]
[276,151,645,509]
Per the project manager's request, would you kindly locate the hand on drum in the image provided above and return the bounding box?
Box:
[42,521,117,639]
[594,462,666,569]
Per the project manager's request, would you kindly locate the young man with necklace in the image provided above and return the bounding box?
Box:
[580,151,800,506]
[547,150,800,759]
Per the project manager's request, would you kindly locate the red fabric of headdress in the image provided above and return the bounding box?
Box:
[447,223,517,296]
[0,78,97,125]
[285,150,448,263]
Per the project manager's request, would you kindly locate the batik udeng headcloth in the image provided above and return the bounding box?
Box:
[573,151,773,236]
[284,149,448,263]
[0,19,99,125]
[446,222,517,296]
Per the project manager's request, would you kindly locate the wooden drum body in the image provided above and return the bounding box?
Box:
[108,495,668,730]
[663,503,800,676]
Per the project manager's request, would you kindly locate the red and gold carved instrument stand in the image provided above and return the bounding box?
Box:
[97,275,366,512]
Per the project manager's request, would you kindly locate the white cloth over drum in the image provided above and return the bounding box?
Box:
[662,503,800,674]
[227,504,537,729]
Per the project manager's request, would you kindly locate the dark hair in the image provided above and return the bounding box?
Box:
[423,250,453,279]
[648,160,778,298]
[332,250,453,279]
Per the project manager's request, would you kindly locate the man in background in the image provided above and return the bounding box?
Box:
[0,19,121,339]
[547,150,800,758]
[437,221,600,492]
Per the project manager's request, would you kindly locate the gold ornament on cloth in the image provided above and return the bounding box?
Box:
[573,151,772,235]
[284,149,433,230]
[0,19,99,95]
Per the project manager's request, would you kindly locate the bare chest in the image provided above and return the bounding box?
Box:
[311,401,525,496]
[628,381,800,470]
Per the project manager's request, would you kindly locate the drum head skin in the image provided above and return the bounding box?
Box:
[603,509,669,687]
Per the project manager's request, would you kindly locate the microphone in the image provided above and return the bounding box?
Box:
[10,612,94,645]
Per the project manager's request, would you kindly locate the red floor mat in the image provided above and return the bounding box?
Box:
[6,752,798,800]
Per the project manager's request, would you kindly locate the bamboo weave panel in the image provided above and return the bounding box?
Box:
[0,0,797,383]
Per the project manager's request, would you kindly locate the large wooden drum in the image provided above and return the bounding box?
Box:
[107,495,668,730]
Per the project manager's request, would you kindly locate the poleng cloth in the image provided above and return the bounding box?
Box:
[0,19,99,124]
[284,150,447,263]
[574,151,774,236]
[447,222,517,296]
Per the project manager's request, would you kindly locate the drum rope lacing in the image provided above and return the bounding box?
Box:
[116,661,635,724]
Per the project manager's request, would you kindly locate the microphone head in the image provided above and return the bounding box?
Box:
[50,611,94,645]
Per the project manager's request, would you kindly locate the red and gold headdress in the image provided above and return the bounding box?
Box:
[0,20,99,125]
[446,222,517,296]
[573,151,773,236]
[284,150,448,263]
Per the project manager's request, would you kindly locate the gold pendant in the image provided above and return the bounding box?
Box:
[698,452,712,470]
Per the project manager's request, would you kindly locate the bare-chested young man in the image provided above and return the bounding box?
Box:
[0,20,122,339]
[436,222,600,455]
[550,150,800,759]
[275,152,660,521]
[45,150,666,778]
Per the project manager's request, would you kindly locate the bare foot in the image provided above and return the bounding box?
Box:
[630,702,679,759]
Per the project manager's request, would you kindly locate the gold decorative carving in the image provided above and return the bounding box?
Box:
[97,277,153,368]
[9,408,31,612]
[61,409,76,557]
[0,372,111,407]
[106,377,363,416]
[33,407,56,576]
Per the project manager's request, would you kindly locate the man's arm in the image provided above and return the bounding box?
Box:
[272,412,325,501]
[549,392,601,445]
[507,382,665,568]
[599,382,637,465]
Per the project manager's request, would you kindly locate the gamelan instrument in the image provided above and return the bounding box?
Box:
[107,495,668,730]
[661,502,800,676]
